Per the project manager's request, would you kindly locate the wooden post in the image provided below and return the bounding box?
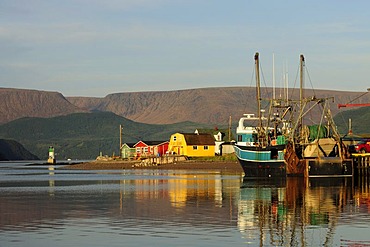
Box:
[119,124,122,156]
[228,115,232,142]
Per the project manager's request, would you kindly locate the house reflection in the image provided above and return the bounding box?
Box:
[0,173,243,230]
[1,169,369,246]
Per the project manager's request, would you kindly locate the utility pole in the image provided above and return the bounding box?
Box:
[228,116,232,142]
[119,124,123,157]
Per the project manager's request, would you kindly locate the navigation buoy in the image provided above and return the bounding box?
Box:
[47,146,56,164]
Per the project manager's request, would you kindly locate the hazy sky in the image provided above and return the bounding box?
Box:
[1,0,369,96]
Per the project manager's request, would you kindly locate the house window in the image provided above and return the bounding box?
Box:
[204,146,209,150]
[173,136,177,141]
[193,146,198,150]
[143,147,148,153]
[136,147,141,153]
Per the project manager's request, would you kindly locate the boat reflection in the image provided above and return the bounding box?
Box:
[238,177,359,246]
[1,166,370,246]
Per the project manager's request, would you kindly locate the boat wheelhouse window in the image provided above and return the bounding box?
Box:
[238,134,257,143]
[238,135,243,142]
[252,134,258,142]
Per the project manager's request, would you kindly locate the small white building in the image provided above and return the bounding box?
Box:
[214,132,224,155]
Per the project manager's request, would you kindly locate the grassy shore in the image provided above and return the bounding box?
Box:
[63,155,243,173]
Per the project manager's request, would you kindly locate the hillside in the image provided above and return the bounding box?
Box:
[1,87,370,126]
[0,88,87,124]
[0,88,370,160]
[0,101,368,159]
[334,106,370,136]
[67,87,370,125]
[67,87,253,125]
[0,139,39,161]
[0,112,213,160]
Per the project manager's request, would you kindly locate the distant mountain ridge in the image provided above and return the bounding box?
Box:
[67,87,370,125]
[1,87,370,159]
[0,88,87,124]
[1,87,370,125]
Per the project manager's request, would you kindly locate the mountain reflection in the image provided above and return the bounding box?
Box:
[1,168,370,246]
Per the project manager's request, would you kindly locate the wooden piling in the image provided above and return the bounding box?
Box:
[352,153,370,177]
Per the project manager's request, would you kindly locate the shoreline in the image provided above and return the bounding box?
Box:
[62,160,244,173]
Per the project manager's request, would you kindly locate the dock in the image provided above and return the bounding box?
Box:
[352,153,370,176]
[134,155,188,167]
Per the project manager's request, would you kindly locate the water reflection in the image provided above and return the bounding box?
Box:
[0,164,370,246]
[238,177,370,246]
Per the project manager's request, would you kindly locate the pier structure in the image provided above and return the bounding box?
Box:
[135,155,187,167]
[352,153,370,177]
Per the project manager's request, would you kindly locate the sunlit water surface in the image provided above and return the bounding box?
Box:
[1,161,370,246]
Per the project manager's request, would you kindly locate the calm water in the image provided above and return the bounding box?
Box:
[1,162,370,247]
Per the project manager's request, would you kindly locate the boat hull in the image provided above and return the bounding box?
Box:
[237,158,286,177]
[234,144,286,178]
[307,158,353,177]
[234,144,353,178]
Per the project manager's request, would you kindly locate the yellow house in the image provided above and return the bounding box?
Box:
[168,133,215,157]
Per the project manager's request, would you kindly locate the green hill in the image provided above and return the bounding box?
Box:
[1,106,366,161]
[0,112,213,160]
[334,106,370,136]
[0,139,39,160]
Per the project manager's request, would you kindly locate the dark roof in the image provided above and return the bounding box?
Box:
[144,141,169,146]
[132,140,168,147]
[122,143,136,148]
[182,133,215,145]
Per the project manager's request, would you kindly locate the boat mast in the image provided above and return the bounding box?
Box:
[285,61,289,103]
[300,55,305,110]
[272,53,276,100]
[299,55,305,137]
[255,52,262,130]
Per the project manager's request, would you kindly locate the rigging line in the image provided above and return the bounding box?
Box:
[347,90,370,104]
[243,61,256,113]
[259,60,269,93]
[249,62,255,88]
[338,111,350,135]
[290,63,300,100]
[316,101,327,140]
[335,90,369,135]
[305,66,317,97]
[258,61,272,109]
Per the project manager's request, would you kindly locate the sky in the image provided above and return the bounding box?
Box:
[1,0,370,97]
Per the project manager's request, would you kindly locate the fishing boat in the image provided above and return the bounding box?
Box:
[234,52,353,178]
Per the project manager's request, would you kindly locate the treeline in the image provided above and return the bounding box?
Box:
[0,139,39,160]
[0,112,215,160]
[0,106,369,160]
